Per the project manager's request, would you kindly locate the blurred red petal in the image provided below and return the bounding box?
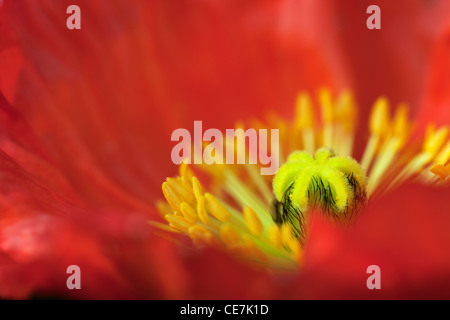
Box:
[336,0,450,111]
[0,4,22,103]
[294,183,450,299]
[0,133,185,298]
[418,25,450,128]
[3,0,354,206]
[173,248,282,299]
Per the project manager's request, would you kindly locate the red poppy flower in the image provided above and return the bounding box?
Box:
[0,0,449,300]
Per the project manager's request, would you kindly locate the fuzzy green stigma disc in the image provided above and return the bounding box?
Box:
[272,148,367,240]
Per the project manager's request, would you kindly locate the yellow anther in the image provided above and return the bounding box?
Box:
[164,214,191,233]
[196,195,209,225]
[295,92,315,129]
[148,221,182,234]
[281,224,301,257]
[243,207,263,235]
[180,202,198,224]
[156,200,173,217]
[435,141,450,165]
[319,88,334,123]
[268,224,283,249]
[162,182,182,214]
[391,104,411,146]
[180,175,193,191]
[204,193,231,222]
[192,176,203,201]
[335,91,357,131]
[430,163,450,181]
[188,225,214,245]
[369,97,390,136]
[220,224,240,247]
[179,159,193,180]
[423,125,449,157]
[319,89,334,148]
[166,177,196,207]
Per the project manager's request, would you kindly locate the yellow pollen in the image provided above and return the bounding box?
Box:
[335,91,357,132]
[319,89,334,149]
[204,193,231,222]
[196,195,210,225]
[180,202,198,224]
[161,182,182,214]
[188,225,214,246]
[295,92,315,153]
[370,97,390,136]
[424,125,449,157]
[192,176,203,200]
[179,159,193,179]
[268,224,283,249]
[166,177,196,207]
[434,141,450,165]
[281,224,301,259]
[164,214,191,233]
[295,92,315,129]
[148,221,181,234]
[391,104,411,147]
[156,200,173,217]
[430,163,450,181]
[243,207,263,236]
[220,224,240,247]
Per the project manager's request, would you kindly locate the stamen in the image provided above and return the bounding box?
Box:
[188,225,214,246]
[334,91,357,156]
[220,224,240,247]
[165,214,191,233]
[361,97,390,170]
[162,182,182,214]
[319,88,334,149]
[268,224,283,249]
[204,193,231,222]
[192,176,203,201]
[196,195,209,225]
[243,207,263,236]
[180,202,198,224]
[425,140,450,182]
[424,126,449,156]
[166,177,196,206]
[281,224,301,259]
[388,125,449,189]
[367,104,411,195]
[430,163,450,181]
[295,93,315,154]
[148,221,181,234]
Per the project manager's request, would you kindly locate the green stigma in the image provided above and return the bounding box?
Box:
[272,148,367,240]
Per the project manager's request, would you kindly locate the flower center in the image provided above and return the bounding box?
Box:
[154,89,450,269]
[272,147,367,240]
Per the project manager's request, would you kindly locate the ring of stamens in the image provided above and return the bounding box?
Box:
[155,89,450,269]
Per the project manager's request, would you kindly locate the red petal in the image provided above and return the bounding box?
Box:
[335,0,450,116]
[418,25,450,128]
[3,0,352,206]
[294,183,450,299]
[0,137,184,298]
[0,4,22,103]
